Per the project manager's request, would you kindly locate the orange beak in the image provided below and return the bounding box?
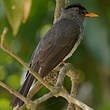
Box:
[85,13,99,17]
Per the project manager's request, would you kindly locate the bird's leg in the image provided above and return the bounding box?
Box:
[62,61,66,65]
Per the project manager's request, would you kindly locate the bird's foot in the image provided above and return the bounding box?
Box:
[62,61,66,65]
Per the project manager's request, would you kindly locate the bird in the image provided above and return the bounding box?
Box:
[10,3,98,107]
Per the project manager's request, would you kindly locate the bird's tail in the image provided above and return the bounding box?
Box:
[10,73,34,107]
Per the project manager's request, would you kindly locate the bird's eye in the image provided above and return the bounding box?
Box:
[81,11,85,15]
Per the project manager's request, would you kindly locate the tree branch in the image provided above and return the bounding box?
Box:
[54,0,66,23]
[0,81,28,104]
[57,63,94,110]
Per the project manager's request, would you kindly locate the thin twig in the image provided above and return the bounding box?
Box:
[56,64,67,88]
[59,89,93,110]
[27,82,43,99]
[34,89,58,105]
[0,81,32,106]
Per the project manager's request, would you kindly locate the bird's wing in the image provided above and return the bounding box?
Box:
[31,18,80,77]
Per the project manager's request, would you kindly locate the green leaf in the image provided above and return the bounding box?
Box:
[2,0,24,36]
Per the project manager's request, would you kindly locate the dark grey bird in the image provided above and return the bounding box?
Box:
[10,3,98,107]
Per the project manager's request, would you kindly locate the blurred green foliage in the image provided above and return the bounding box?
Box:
[0,0,110,110]
[2,0,23,35]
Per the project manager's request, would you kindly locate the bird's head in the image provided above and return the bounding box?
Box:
[60,3,98,22]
